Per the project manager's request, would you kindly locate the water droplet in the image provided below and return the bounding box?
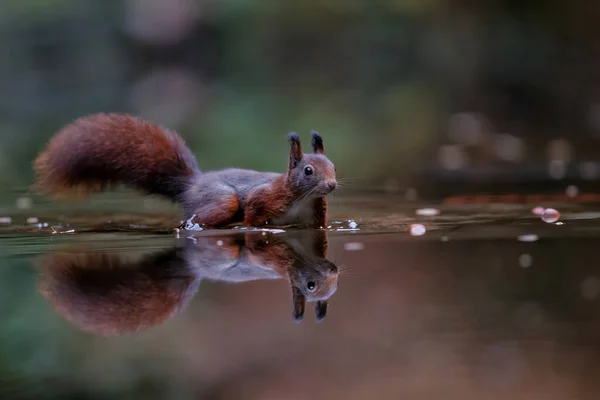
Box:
[409,224,426,236]
[344,242,365,251]
[531,207,545,216]
[517,234,538,242]
[541,208,560,223]
[415,208,440,217]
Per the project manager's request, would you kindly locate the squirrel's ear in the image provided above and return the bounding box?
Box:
[311,130,325,154]
[315,300,328,322]
[288,132,303,169]
[291,285,306,322]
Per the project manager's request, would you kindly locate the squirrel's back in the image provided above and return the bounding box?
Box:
[34,113,200,201]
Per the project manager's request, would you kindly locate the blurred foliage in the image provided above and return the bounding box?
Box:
[0,0,599,202]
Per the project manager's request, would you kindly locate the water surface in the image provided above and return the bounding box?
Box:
[1,190,600,399]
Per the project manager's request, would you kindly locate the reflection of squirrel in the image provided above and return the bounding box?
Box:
[36,231,338,336]
[34,113,337,228]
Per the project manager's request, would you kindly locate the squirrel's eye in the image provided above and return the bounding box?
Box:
[307,281,316,292]
[304,166,313,176]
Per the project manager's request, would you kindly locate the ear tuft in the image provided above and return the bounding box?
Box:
[311,130,324,154]
[315,300,328,322]
[288,132,300,144]
[288,132,303,170]
[292,285,306,322]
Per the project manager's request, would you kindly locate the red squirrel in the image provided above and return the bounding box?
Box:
[36,231,338,335]
[33,113,337,228]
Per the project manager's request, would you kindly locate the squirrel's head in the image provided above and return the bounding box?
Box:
[289,257,339,323]
[287,131,337,197]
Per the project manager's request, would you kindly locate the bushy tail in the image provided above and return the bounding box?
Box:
[34,113,200,201]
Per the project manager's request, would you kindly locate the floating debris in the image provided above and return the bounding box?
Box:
[517,234,539,242]
[348,220,358,229]
[344,242,365,251]
[415,208,440,217]
[440,236,449,242]
[541,208,560,223]
[409,224,426,236]
[0,217,12,224]
[26,217,39,224]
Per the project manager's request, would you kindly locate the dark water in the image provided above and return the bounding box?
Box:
[1,190,600,399]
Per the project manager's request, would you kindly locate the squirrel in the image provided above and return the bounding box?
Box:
[36,230,338,335]
[33,113,338,228]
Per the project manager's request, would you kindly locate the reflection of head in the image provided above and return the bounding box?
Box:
[289,257,339,323]
[37,250,199,336]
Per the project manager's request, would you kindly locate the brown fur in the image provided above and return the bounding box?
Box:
[244,176,296,226]
[36,251,197,336]
[33,113,199,200]
[34,113,336,228]
[192,195,241,227]
[313,197,328,228]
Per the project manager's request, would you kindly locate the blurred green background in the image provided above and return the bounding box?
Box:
[2,0,600,200]
[2,2,600,399]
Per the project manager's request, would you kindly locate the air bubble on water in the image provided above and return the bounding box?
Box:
[344,242,365,251]
[216,240,223,246]
[531,207,545,216]
[26,217,39,224]
[409,224,426,236]
[16,197,32,210]
[518,253,533,268]
[415,208,440,217]
[581,276,600,300]
[0,217,12,224]
[43,222,48,227]
[565,185,579,198]
[36,223,42,229]
[517,234,538,242]
[555,221,564,226]
[541,208,560,223]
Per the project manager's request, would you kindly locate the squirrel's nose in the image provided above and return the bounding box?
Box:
[327,181,337,190]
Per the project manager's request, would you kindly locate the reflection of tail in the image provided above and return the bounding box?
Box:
[36,248,201,336]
